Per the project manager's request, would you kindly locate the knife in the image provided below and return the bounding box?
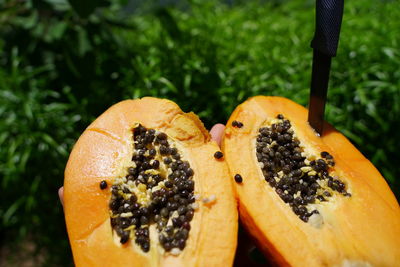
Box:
[308,0,344,136]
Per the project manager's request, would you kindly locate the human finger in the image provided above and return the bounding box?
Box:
[210,123,225,147]
[59,187,64,207]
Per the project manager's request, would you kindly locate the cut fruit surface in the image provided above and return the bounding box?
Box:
[222,96,400,267]
[64,97,237,267]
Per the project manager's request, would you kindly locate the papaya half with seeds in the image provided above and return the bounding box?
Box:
[222,96,400,267]
[64,97,238,267]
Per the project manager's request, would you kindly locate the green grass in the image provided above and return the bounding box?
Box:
[0,0,399,265]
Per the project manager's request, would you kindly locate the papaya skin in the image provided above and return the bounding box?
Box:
[64,97,238,267]
[222,96,400,267]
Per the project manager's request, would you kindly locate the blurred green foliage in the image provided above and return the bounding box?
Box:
[0,0,399,265]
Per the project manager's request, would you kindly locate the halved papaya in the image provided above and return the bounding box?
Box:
[222,96,400,266]
[64,97,238,266]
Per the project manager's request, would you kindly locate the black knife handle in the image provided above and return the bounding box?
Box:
[311,0,344,57]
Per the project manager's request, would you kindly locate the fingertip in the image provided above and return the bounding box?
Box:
[58,187,64,207]
[210,124,226,147]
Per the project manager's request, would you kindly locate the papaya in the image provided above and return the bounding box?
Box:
[63,97,238,266]
[222,96,400,267]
